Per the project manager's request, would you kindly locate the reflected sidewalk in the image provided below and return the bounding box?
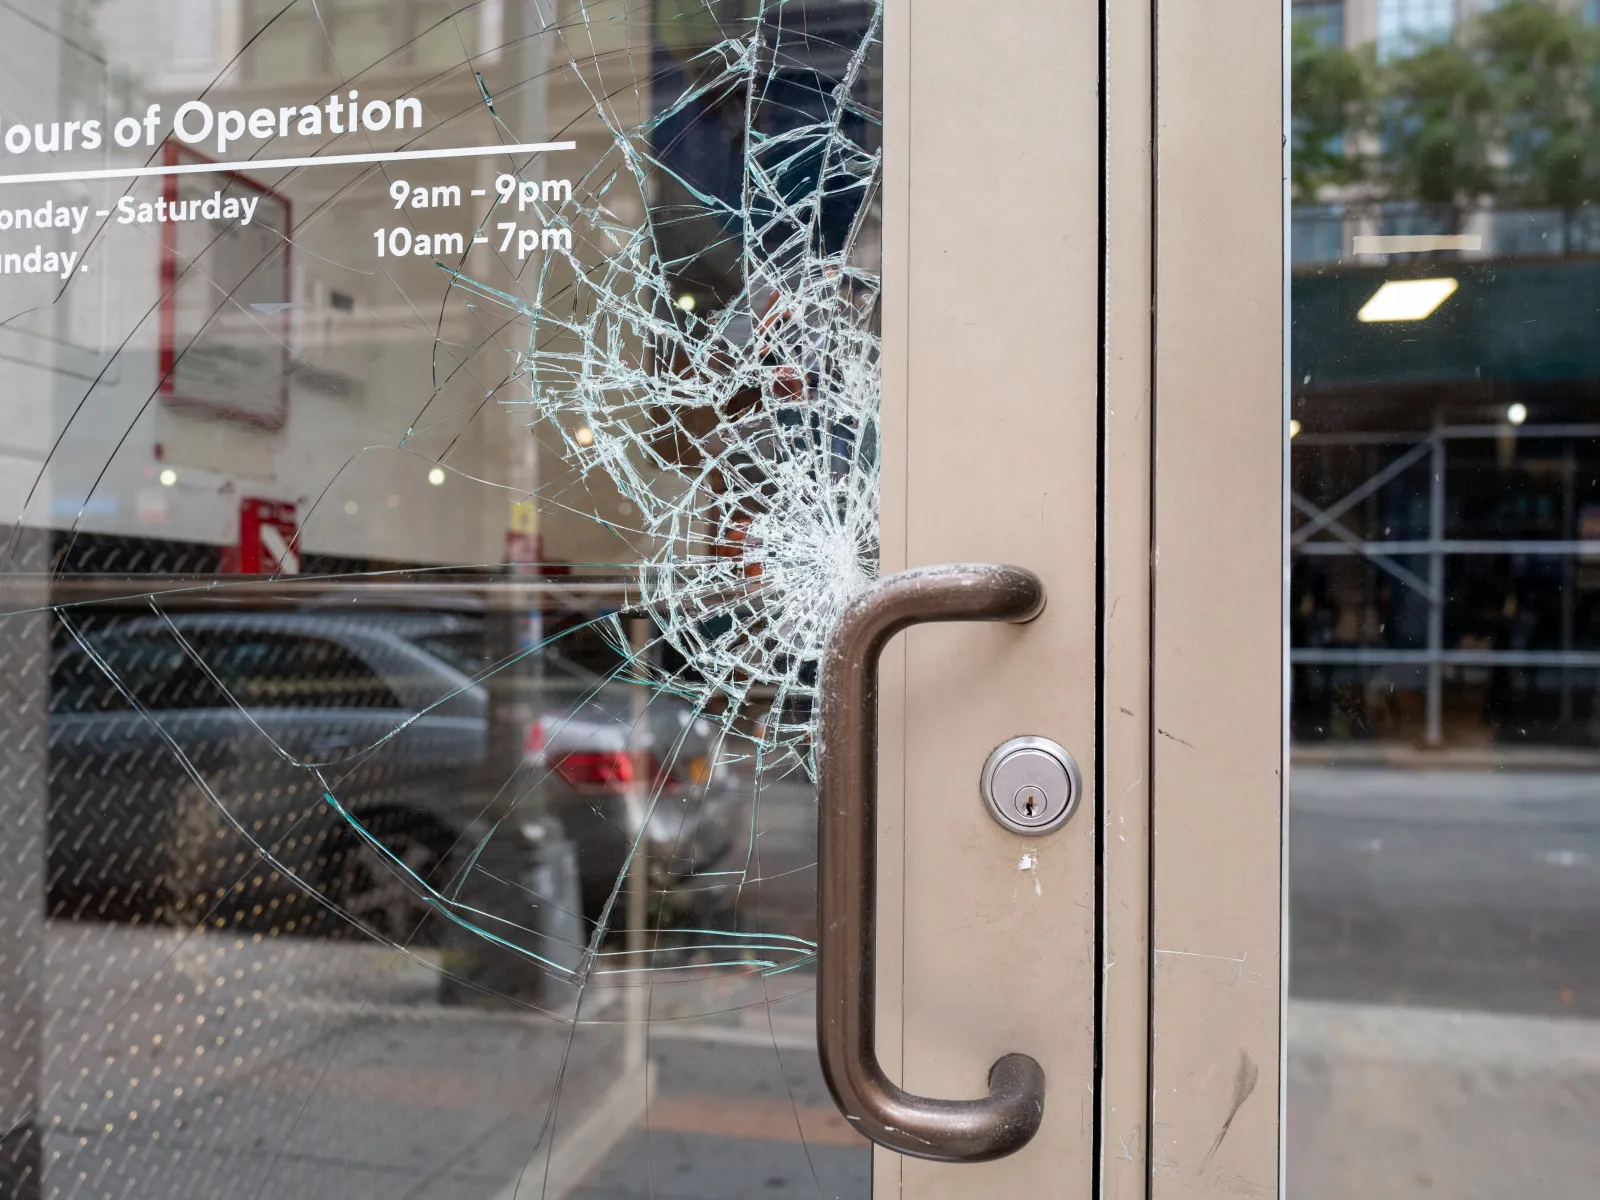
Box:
[1289,999,1600,1200]
[38,923,867,1199]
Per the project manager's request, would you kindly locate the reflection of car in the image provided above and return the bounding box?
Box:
[524,675,740,918]
[46,611,745,955]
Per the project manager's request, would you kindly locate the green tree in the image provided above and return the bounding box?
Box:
[1376,37,1497,230]
[1478,0,1600,241]
[1291,20,1374,205]
[1291,0,1600,247]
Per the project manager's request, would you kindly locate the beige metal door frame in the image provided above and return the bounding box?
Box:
[876,0,1101,1195]
[1102,0,1287,1193]
[875,0,1285,1197]
[1145,1,1286,1196]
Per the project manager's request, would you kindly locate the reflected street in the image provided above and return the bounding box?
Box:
[1292,766,1600,1017]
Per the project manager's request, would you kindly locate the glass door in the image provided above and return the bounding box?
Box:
[1116,1,1600,1197]
[0,2,1110,1198]
[1286,1,1600,1196]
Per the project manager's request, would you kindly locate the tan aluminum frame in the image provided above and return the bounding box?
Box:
[876,0,1101,1195]
[875,0,1285,1196]
[1146,1,1287,1197]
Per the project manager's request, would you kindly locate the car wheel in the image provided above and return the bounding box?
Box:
[328,817,448,945]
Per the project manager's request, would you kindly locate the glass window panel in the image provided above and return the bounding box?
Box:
[410,2,479,69]
[328,4,396,76]
[1377,0,1456,58]
[0,3,880,1195]
[246,1,318,83]
[1291,2,1600,1194]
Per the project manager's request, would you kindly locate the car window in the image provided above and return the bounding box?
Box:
[383,617,604,689]
[187,631,405,710]
[404,629,486,676]
[53,633,230,712]
[49,646,129,714]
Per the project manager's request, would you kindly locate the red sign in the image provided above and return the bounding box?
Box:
[505,530,544,575]
[233,498,299,574]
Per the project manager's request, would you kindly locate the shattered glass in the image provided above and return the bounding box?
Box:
[0,2,882,1195]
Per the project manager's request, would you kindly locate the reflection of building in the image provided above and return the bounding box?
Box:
[1292,0,1600,747]
[4,1,674,575]
[1298,0,1542,59]
[3,0,879,601]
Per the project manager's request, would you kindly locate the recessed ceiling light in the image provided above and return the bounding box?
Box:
[1357,278,1458,322]
[1289,418,1302,438]
[676,292,696,312]
[1507,402,1528,426]
[158,468,177,487]
[427,467,446,486]
[574,424,595,447]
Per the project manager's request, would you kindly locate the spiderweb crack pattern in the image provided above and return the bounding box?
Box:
[460,0,883,769]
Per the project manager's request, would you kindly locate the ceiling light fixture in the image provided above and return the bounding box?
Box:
[1357,278,1459,322]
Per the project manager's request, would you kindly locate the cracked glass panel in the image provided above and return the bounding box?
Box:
[0,2,880,1195]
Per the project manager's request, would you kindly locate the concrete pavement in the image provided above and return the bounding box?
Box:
[27,763,1600,1196]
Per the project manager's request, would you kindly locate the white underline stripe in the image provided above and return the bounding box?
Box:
[0,141,578,187]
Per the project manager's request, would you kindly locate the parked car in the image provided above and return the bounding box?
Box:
[46,609,746,989]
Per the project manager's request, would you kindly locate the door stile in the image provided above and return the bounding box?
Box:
[1147,0,1288,1196]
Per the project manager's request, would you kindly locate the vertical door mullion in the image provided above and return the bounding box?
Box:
[1147,0,1287,1196]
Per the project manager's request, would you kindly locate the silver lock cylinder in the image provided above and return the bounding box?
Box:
[980,736,1082,835]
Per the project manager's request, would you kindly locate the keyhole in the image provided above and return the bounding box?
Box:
[1014,786,1047,821]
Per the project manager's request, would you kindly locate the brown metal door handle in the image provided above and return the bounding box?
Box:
[817,564,1048,1163]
